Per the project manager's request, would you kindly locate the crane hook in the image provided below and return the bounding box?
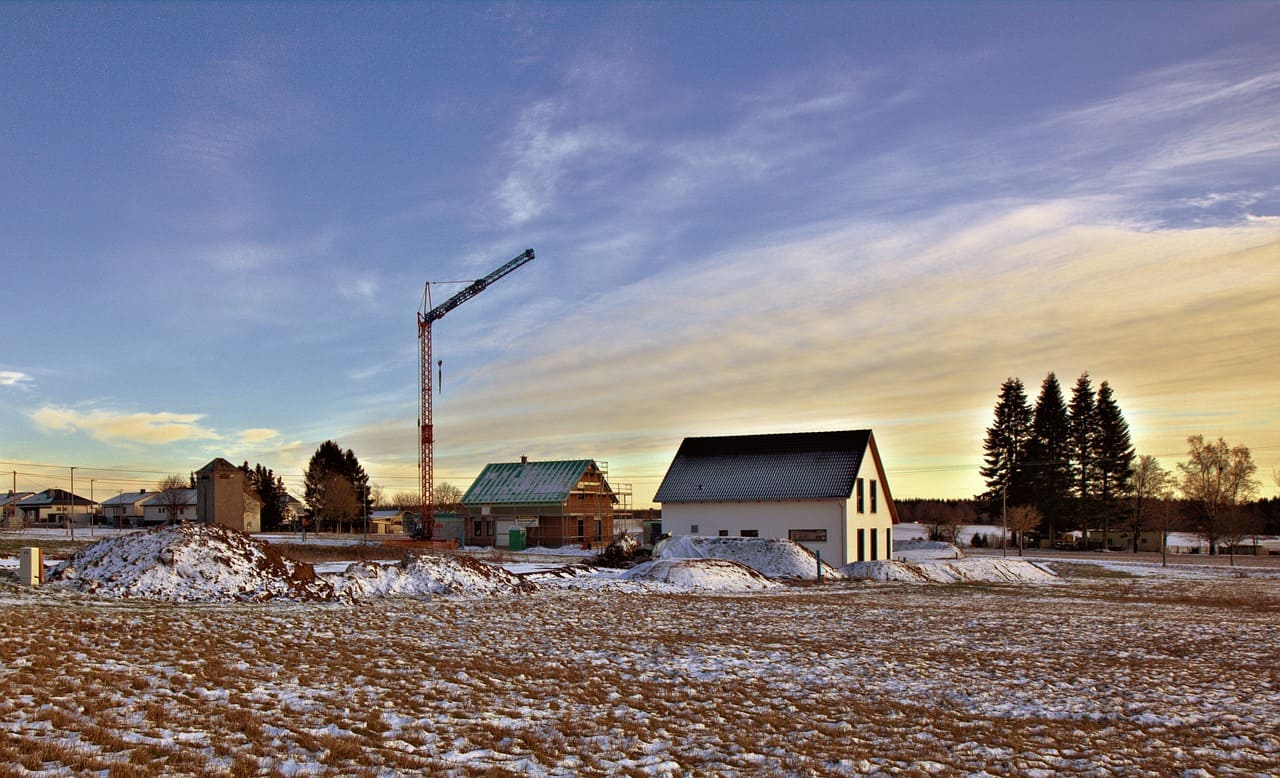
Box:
[437,359,443,394]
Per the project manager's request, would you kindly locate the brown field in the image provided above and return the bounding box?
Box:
[1,563,1278,776]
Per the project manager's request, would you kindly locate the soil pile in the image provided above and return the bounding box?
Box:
[843,558,1057,583]
[622,558,782,592]
[654,535,842,580]
[49,523,333,602]
[333,552,537,600]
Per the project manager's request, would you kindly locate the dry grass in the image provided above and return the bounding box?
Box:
[1,569,1278,775]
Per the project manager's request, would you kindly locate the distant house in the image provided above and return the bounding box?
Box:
[369,509,411,535]
[461,458,616,548]
[653,430,898,566]
[279,494,306,528]
[100,490,154,527]
[1,491,35,529]
[141,489,198,526]
[195,458,261,533]
[16,488,97,526]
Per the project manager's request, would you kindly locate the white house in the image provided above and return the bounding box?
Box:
[653,429,898,566]
[16,489,97,526]
[141,488,198,525]
[100,490,154,527]
[1,491,34,529]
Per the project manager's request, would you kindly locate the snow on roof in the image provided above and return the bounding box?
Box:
[99,491,153,506]
[654,430,871,503]
[654,535,844,580]
[622,558,782,592]
[48,523,333,602]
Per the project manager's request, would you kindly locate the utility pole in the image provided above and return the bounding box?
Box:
[69,466,76,540]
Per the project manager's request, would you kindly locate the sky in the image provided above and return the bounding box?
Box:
[1,2,1278,508]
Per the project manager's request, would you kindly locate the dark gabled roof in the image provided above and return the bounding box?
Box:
[653,430,872,503]
[17,488,95,507]
[462,459,611,506]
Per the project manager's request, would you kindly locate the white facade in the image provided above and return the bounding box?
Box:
[657,436,896,567]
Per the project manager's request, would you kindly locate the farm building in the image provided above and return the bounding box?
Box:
[653,429,897,566]
[461,458,616,548]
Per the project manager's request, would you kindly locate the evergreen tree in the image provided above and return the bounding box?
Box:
[304,440,370,533]
[1026,372,1072,539]
[1068,372,1098,537]
[979,377,1034,513]
[239,461,288,532]
[1095,380,1135,542]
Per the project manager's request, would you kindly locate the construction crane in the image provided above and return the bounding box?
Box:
[417,248,535,540]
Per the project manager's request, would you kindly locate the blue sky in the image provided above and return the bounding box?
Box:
[2,2,1277,506]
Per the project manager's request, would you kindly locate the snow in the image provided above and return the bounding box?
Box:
[331,553,535,600]
[653,535,843,580]
[46,523,333,602]
[844,557,1058,583]
[621,558,782,592]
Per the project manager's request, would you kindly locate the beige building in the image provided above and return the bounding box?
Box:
[196,458,261,533]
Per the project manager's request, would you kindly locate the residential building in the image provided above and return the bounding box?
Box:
[1,491,35,529]
[461,458,616,548]
[99,490,153,527]
[140,489,198,526]
[16,489,97,526]
[653,429,898,566]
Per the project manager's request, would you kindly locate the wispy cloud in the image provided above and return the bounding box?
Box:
[31,406,222,447]
[0,371,34,388]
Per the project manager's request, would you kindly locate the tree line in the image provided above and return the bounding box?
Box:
[978,372,1265,554]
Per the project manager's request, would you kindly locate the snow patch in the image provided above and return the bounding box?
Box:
[332,553,535,600]
[622,558,782,592]
[844,557,1057,583]
[654,535,842,580]
[47,523,333,602]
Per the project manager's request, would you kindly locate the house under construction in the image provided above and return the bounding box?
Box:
[460,458,621,549]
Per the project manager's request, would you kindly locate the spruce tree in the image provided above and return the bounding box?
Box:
[1027,372,1072,541]
[1095,380,1135,543]
[1068,372,1099,540]
[304,440,370,533]
[979,377,1034,514]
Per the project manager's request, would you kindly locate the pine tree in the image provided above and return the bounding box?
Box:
[1070,371,1100,539]
[979,377,1034,513]
[1026,372,1072,541]
[1095,380,1134,543]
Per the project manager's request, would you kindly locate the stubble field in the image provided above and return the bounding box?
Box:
[2,564,1278,776]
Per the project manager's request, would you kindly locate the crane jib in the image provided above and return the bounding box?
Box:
[423,248,534,323]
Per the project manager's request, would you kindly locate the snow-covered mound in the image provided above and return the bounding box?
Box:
[48,523,333,602]
[332,552,535,600]
[654,536,842,580]
[622,558,781,592]
[894,539,963,561]
[843,557,1057,583]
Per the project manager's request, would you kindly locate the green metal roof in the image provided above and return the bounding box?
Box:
[461,459,595,506]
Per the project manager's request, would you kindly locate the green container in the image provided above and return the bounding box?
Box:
[508,528,526,551]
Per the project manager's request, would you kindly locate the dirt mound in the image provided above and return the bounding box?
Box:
[843,558,1057,583]
[48,523,333,602]
[654,535,842,580]
[623,558,782,592]
[894,540,963,560]
[332,552,536,600]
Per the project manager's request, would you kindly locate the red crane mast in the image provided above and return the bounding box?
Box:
[418,248,535,540]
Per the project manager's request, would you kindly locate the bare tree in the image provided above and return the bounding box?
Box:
[433,482,463,513]
[1176,436,1260,555]
[156,474,190,525]
[315,475,358,533]
[1127,454,1171,553]
[1006,505,1042,556]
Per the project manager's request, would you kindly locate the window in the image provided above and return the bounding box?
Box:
[871,480,878,513]
[856,478,865,513]
[718,529,729,537]
[871,527,879,559]
[740,529,759,538]
[788,529,827,542]
[473,520,482,536]
[577,519,585,538]
[690,524,699,534]
[857,528,866,561]
[594,519,602,540]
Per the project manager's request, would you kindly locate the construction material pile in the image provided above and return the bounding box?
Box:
[843,557,1057,583]
[48,523,333,602]
[622,558,781,592]
[334,553,536,600]
[654,535,843,580]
